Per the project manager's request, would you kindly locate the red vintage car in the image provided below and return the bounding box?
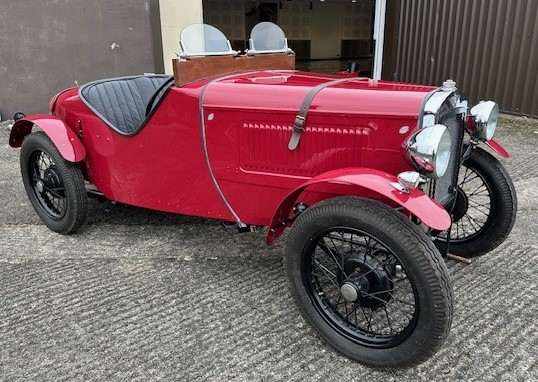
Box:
[8,23,516,367]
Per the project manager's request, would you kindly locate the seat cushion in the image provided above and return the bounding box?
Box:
[79,75,172,135]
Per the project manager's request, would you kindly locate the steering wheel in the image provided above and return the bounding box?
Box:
[145,77,174,117]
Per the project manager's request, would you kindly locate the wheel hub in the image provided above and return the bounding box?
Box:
[338,253,393,309]
[452,186,469,221]
[340,282,359,302]
[36,180,44,193]
[43,167,61,190]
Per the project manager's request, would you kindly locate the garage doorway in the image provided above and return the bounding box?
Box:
[203,0,380,76]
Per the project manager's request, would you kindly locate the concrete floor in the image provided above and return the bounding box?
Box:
[0,115,536,381]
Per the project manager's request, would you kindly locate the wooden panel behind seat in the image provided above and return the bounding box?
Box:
[172,53,296,86]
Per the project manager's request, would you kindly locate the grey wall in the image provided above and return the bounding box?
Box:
[383,0,538,117]
[0,0,161,119]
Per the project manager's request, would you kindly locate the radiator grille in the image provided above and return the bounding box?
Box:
[433,113,465,206]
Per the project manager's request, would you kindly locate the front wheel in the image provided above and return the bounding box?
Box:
[435,147,517,258]
[20,132,87,234]
[284,197,453,367]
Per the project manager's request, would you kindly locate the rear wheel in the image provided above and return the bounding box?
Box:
[20,132,87,234]
[284,197,453,367]
[435,147,517,258]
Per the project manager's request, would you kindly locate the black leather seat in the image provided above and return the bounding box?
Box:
[79,74,172,135]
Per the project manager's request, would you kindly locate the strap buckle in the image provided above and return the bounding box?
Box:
[293,115,306,131]
[288,77,353,151]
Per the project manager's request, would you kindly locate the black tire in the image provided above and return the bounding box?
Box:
[20,132,87,234]
[284,197,453,367]
[435,147,517,258]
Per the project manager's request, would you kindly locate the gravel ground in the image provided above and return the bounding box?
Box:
[0,116,536,381]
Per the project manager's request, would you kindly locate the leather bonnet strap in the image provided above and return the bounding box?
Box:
[288,78,354,150]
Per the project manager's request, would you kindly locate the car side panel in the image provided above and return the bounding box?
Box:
[200,72,429,226]
[49,72,432,227]
[202,107,366,225]
[57,88,234,220]
[202,110,420,226]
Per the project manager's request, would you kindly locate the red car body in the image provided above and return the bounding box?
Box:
[10,71,452,243]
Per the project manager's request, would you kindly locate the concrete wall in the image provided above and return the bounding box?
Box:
[0,0,158,119]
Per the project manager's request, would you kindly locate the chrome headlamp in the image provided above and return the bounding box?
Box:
[404,124,451,179]
[468,101,499,141]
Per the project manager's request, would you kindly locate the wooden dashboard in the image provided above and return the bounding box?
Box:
[172,53,296,86]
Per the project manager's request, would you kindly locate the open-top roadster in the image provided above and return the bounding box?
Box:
[9,23,516,367]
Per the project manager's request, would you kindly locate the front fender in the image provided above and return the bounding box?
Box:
[485,139,509,158]
[266,168,451,244]
[9,114,86,162]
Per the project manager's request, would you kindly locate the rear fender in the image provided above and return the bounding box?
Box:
[266,168,451,244]
[9,114,86,162]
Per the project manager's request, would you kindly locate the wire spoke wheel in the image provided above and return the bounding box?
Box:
[29,150,68,219]
[285,197,452,367]
[444,165,492,242]
[435,147,517,258]
[306,228,418,347]
[20,132,87,234]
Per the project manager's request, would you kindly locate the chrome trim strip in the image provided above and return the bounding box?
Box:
[199,72,255,227]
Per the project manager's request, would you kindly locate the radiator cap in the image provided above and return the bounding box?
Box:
[442,79,456,91]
